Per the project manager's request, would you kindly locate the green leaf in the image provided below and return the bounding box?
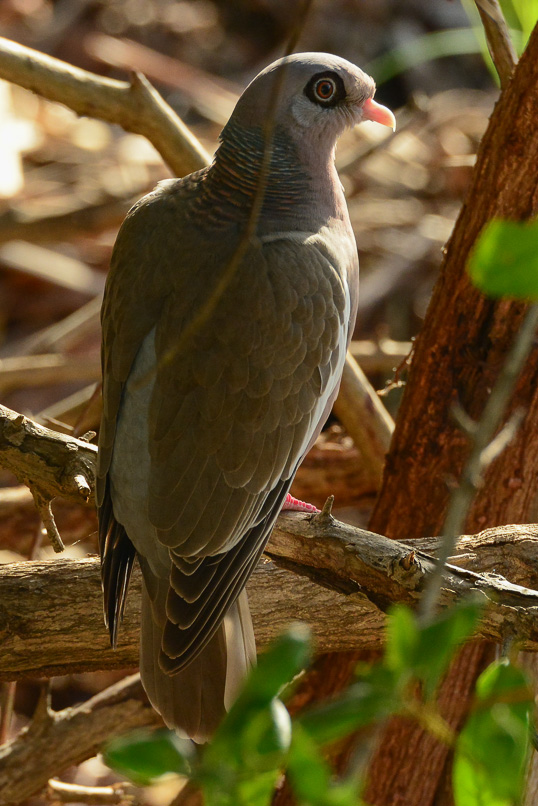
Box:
[230,622,311,712]
[298,668,398,745]
[287,726,359,806]
[453,659,532,806]
[385,605,419,676]
[208,624,310,763]
[384,602,482,698]
[200,701,288,806]
[199,626,311,805]
[412,601,483,698]
[468,219,538,299]
[509,0,538,43]
[104,728,193,785]
[201,766,281,806]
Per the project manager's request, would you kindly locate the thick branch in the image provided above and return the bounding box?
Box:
[361,21,538,806]
[0,404,96,507]
[0,674,161,805]
[0,36,208,177]
[2,518,538,680]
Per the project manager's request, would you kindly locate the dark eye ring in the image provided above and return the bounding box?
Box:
[314,78,336,101]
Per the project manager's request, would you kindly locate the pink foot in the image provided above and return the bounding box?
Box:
[282,493,319,513]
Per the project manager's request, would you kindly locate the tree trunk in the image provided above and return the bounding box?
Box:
[365,22,538,804]
[274,20,538,806]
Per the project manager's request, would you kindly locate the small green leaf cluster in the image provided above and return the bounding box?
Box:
[104,602,532,805]
[468,219,538,300]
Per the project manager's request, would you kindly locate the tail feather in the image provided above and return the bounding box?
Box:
[140,581,255,742]
[224,590,256,709]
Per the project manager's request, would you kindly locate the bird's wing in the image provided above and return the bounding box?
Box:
[98,179,355,663]
[147,228,351,550]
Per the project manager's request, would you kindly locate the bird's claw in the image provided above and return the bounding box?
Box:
[282,493,320,513]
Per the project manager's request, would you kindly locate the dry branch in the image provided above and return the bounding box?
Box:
[0,404,96,551]
[2,519,538,681]
[13,296,102,356]
[0,36,209,177]
[47,779,140,805]
[0,404,96,506]
[474,0,518,86]
[0,241,104,296]
[0,355,101,394]
[0,675,161,805]
[332,353,394,486]
[0,195,133,248]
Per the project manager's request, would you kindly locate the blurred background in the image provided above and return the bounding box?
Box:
[0,0,533,802]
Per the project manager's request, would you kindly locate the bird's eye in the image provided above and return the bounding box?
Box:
[314,78,336,100]
[304,71,345,107]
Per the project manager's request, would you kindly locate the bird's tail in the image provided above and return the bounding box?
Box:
[139,579,255,742]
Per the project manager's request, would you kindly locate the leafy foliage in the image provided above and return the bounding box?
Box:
[453,660,532,806]
[105,606,533,805]
[368,2,536,86]
[468,219,538,299]
[104,728,193,785]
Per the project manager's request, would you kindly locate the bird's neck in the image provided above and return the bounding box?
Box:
[195,122,346,234]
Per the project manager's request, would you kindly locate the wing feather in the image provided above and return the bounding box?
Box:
[98,177,356,680]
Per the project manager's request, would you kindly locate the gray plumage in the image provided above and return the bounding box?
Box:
[97,52,394,741]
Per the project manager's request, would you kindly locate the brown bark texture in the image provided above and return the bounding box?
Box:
[0,674,162,804]
[271,22,538,806]
[364,23,538,806]
[3,521,538,680]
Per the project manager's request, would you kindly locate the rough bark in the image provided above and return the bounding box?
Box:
[2,521,538,679]
[362,22,538,806]
[0,404,97,506]
[271,20,538,806]
[0,674,162,805]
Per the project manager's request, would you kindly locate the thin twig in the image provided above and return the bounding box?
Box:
[12,295,102,356]
[474,0,518,87]
[47,779,140,805]
[0,354,101,394]
[0,194,133,248]
[420,304,538,619]
[332,353,394,486]
[0,682,16,744]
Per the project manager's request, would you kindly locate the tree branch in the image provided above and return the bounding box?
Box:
[0,404,96,505]
[332,353,394,487]
[0,36,208,177]
[2,518,538,681]
[0,404,96,551]
[474,0,518,87]
[0,674,161,805]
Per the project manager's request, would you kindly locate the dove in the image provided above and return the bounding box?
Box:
[97,52,395,741]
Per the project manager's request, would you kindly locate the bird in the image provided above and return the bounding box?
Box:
[96,52,395,742]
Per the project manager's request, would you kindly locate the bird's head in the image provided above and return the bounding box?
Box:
[229,52,395,147]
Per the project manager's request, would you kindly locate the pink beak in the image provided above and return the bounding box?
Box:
[362,97,396,131]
